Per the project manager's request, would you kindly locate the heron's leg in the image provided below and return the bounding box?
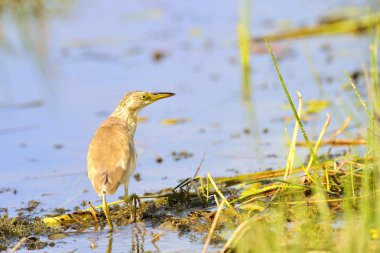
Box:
[128,193,141,223]
[124,182,129,204]
[102,193,113,230]
[123,182,141,222]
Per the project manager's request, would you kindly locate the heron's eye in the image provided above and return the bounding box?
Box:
[142,95,146,99]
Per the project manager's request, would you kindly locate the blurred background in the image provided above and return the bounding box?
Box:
[0,0,371,251]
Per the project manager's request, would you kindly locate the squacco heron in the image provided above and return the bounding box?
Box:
[87,91,175,230]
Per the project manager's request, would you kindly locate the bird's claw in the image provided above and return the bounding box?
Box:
[124,193,141,222]
[123,194,140,206]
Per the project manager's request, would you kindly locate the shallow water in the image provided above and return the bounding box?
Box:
[0,0,369,251]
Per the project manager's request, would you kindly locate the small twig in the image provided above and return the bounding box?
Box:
[83,199,125,212]
[9,237,27,253]
[327,115,352,142]
[187,154,206,203]
[88,202,99,222]
[189,154,206,189]
[172,178,191,192]
[140,189,223,200]
[202,201,225,253]
[71,214,91,227]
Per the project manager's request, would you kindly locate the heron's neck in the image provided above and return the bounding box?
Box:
[111,108,138,135]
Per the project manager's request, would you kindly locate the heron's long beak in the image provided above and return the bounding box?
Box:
[150,92,175,101]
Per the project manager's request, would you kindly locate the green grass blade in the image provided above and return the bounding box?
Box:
[266,38,319,166]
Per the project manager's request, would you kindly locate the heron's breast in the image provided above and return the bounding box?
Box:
[87,122,135,175]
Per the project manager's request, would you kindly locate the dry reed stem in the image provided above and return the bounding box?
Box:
[254,13,380,42]
[208,173,232,208]
[284,91,303,181]
[202,202,225,253]
[296,138,366,146]
[9,237,27,253]
[327,115,352,142]
[305,113,331,173]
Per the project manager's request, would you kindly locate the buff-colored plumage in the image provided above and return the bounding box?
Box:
[87,91,175,230]
[87,116,135,196]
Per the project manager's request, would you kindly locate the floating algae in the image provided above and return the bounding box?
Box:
[0,210,58,251]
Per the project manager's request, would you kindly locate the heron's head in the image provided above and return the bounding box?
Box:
[115,91,175,114]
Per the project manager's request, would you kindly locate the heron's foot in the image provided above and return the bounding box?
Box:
[130,193,141,208]
[102,195,114,231]
[123,194,141,207]
[123,195,129,205]
[124,193,141,222]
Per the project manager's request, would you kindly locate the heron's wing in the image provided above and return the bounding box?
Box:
[87,117,133,195]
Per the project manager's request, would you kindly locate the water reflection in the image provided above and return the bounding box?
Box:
[96,224,165,253]
[237,0,252,102]
[243,98,264,166]
[106,232,113,253]
[131,223,146,253]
